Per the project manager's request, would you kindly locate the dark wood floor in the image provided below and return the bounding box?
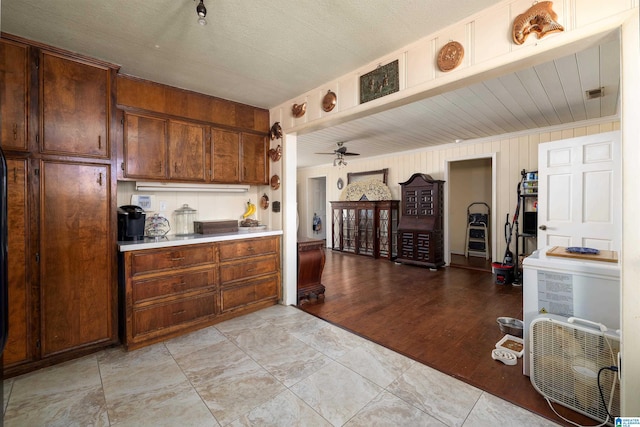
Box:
[300,250,594,427]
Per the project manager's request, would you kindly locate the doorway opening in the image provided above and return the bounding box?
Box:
[306,176,327,243]
[445,155,494,272]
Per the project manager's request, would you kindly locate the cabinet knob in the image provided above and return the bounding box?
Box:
[538,225,547,230]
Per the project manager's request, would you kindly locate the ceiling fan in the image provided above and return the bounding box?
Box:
[315,142,360,166]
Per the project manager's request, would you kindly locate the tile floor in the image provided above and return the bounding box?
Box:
[2,305,559,426]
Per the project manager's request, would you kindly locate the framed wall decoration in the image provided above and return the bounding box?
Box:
[359,60,399,104]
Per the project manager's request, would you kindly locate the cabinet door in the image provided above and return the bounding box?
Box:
[211,128,240,183]
[123,113,167,180]
[3,158,32,367]
[240,133,268,184]
[40,160,114,356]
[357,207,375,256]
[41,52,109,158]
[0,40,29,151]
[168,120,207,181]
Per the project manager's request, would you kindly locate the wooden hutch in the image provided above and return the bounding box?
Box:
[396,173,445,269]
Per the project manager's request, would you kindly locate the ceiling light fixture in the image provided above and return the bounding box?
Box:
[333,153,347,167]
[195,0,207,25]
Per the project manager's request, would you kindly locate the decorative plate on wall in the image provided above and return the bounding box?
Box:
[437,41,464,72]
[270,174,280,190]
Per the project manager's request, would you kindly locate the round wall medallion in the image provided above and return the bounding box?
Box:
[337,178,344,189]
[322,90,337,112]
[270,174,281,190]
[260,193,270,209]
[437,41,464,72]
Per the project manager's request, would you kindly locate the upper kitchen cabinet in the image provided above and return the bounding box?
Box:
[117,74,270,185]
[123,112,168,180]
[40,51,112,158]
[0,39,29,151]
[168,120,208,182]
[241,133,268,185]
[211,128,240,183]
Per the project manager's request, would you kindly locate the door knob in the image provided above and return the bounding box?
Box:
[538,225,547,230]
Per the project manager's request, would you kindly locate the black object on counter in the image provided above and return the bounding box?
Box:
[118,205,146,241]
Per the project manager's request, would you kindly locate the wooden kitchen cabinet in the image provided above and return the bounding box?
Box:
[240,132,268,185]
[39,160,115,357]
[2,35,119,377]
[122,243,218,350]
[396,173,445,269]
[0,39,29,151]
[211,128,240,183]
[218,236,281,314]
[123,112,167,180]
[40,51,110,158]
[3,158,32,367]
[168,120,208,181]
[120,236,281,350]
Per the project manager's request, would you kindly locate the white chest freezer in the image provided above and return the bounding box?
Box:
[522,247,620,375]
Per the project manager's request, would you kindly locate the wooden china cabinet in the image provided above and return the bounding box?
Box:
[330,200,399,260]
[396,173,445,269]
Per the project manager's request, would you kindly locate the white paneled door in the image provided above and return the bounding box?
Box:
[537,131,621,251]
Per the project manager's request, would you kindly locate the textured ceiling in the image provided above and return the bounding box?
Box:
[1,1,620,169]
[1,0,504,109]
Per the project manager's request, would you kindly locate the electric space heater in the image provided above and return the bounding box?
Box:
[530,314,620,424]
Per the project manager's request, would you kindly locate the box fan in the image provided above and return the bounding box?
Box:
[530,314,620,424]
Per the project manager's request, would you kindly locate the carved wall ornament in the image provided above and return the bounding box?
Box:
[291,102,307,118]
[322,90,337,112]
[512,1,564,45]
[269,121,283,140]
[437,41,464,72]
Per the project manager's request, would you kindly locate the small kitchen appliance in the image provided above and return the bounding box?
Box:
[117,205,146,241]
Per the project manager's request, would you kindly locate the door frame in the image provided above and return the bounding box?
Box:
[444,152,497,265]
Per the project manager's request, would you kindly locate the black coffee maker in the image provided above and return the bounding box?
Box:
[117,205,146,241]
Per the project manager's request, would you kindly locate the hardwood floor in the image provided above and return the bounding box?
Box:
[301,249,595,427]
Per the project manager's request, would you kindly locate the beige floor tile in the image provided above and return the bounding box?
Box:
[345,391,446,427]
[462,392,560,427]
[290,360,382,426]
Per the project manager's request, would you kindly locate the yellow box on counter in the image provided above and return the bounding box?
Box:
[194,220,238,234]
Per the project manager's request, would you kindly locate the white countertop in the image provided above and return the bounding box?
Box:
[117,229,283,252]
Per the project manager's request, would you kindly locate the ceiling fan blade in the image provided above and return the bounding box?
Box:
[343,152,360,156]
[314,152,338,155]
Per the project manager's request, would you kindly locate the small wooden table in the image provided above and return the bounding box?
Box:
[297,238,326,305]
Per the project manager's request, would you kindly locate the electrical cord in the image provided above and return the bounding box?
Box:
[598,366,618,421]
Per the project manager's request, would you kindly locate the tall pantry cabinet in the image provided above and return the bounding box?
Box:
[0,36,119,375]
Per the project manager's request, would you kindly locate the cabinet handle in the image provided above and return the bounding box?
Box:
[13,123,18,140]
[174,162,178,173]
[246,247,255,252]
[98,135,102,149]
[246,268,256,272]
[97,172,103,186]
[13,168,17,183]
[170,257,185,261]
[172,310,186,316]
[175,282,187,287]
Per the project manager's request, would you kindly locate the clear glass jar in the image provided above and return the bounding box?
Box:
[174,204,197,235]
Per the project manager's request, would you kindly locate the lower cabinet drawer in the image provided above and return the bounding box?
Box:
[132,270,215,303]
[221,275,279,313]
[132,293,216,336]
[218,237,278,261]
[219,255,279,283]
